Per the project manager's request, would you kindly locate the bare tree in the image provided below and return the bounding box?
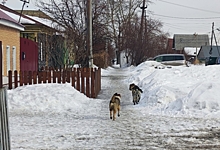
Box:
[36,0,169,68]
[36,0,89,68]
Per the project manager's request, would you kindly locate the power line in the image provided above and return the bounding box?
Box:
[158,0,220,14]
[151,13,220,20]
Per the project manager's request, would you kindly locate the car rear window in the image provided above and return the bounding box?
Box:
[162,55,184,61]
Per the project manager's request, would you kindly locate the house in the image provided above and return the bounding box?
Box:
[173,34,210,62]
[173,34,209,51]
[0,8,24,76]
[0,5,63,71]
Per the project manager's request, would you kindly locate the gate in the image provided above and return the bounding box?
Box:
[20,38,38,72]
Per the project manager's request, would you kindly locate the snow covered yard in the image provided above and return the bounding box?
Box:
[7,62,220,149]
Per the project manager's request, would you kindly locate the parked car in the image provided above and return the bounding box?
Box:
[153,54,187,66]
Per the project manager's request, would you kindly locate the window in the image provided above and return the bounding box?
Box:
[12,46,16,71]
[40,42,43,61]
[175,56,184,61]
[162,55,184,61]
[6,46,10,73]
[2,44,3,76]
[155,56,162,62]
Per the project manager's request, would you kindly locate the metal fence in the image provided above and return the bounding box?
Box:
[0,87,10,150]
[0,41,11,150]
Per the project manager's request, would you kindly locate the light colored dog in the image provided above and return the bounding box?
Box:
[129,83,143,105]
[109,93,121,121]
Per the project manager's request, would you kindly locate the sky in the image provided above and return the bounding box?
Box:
[3,0,220,40]
[6,61,220,149]
[148,0,220,39]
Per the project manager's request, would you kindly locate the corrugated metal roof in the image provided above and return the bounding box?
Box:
[173,34,210,50]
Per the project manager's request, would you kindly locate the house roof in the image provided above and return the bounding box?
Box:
[173,34,210,50]
[0,4,58,31]
[184,47,200,56]
[198,46,220,60]
[0,9,24,31]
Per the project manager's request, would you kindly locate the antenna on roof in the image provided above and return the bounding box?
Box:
[18,0,30,23]
[2,0,7,5]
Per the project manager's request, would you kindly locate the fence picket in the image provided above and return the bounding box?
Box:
[57,71,61,83]
[6,68,101,98]
[8,70,12,90]
[14,71,18,88]
[48,71,51,83]
[81,68,85,94]
[28,71,32,85]
[71,70,75,88]
[38,72,42,84]
[86,68,90,97]
[76,68,80,91]
[19,71,23,86]
[91,68,95,98]
[33,71,37,84]
[53,71,56,83]
[24,71,28,85]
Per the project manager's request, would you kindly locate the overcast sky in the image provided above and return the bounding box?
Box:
[3,0,220,40]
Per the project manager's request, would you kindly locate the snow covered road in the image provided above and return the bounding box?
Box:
[8,65,220,149]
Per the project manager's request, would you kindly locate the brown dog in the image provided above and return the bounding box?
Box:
[109,93,121,121]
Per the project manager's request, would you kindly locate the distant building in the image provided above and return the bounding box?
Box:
[198,46,220,61]
[173,34,210,51]
[0,8,24,76]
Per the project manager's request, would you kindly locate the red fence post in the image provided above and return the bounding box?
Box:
[81,68,85,94]
[43,71,47,83]
[66,70,70,83]
[33,71,37,84]
[86,68,90,97]
[38,72,42,84]
[53,70,56,83]
[91,68,95,98]
[19,71,23,86]
[76,68,80,92]
[28,71,32,85]
[57,71,61,83]
[24,71,28,85]
[62,70,66,83]
[14,70,18,88]
[98,68,101,92]
[8,70,12,89]
[71,69,75,88]
[48,70,51,83]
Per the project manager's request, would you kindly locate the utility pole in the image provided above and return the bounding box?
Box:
[139,0,147,42]
[18,0,30,23]
[87,0,93,68]
[136,0,147,65]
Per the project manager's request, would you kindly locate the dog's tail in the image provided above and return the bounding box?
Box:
[139,88,143,93]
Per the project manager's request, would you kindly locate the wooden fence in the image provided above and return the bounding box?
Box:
[7,68,101,98]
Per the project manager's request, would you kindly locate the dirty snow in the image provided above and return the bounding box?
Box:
[7,61,220,149]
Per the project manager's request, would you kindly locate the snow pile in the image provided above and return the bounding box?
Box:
[127,62,220,118]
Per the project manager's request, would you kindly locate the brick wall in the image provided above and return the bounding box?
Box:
[0,24,20,76]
